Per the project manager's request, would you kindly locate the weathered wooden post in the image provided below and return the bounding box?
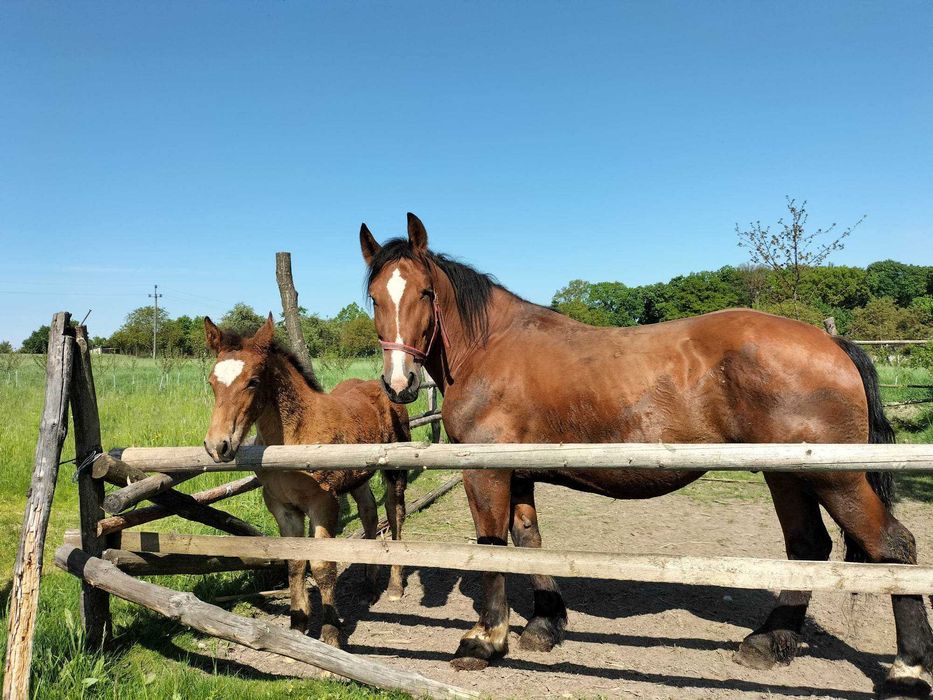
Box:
[427,384,441,443]
[823,317,837,335]
[71,324,112,648]
[275,251,315,381]
[3,312,75,700]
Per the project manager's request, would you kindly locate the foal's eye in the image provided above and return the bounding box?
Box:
[421,289,434,300]
[247,377,260,389]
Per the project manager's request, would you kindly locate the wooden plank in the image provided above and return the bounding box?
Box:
[62,532,277,575]
[95,530,933,596]
[274,251,316,382]
[427,384,441,443]
[110,441,933,474]
[97,476,261,537]
[102,471,199,514]
[408,411,441,429]
[4,312,75,700]
[55,546,476,699]
[71,325,112,648]
[853,339,929,345]
[95,454,264,537]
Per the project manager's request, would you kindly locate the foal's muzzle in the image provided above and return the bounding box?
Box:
[204,436,239,463]
[381,371,420,404]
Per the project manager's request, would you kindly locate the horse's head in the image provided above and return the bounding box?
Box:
[360,212,437,404]
[203,313,275,462]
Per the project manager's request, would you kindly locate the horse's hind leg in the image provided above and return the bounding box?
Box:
[509,477,567,652]
[734,473,831,670]
[349,482,380,603]
[383,469,408,601]
[813,476,933,699]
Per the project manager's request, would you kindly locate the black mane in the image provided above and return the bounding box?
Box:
[366,239,501,343]
[218,329,322,392]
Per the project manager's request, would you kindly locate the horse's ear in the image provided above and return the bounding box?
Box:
[204,316,222,355]
[253,313,275,349]
[407,212,428,251]
[360,224,381,266]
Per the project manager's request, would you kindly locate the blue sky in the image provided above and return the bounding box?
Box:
[2,1,931,346]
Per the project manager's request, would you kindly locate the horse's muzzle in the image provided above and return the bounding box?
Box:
[204,437,239,463]
[381,371,420,404]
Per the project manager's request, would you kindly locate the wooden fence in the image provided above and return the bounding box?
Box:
[5,311,933,700]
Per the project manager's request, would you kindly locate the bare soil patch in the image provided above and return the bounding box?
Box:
[212,481,933,699]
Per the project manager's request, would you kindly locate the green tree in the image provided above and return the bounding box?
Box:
[220,303,266,335]
[339,315,379,356]
[109,306,171,355]
[865,260,930,307]
[848,297,933,340]
[20,325,50,354]
[0,340,13,353]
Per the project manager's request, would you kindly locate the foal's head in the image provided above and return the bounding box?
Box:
[203,314,276,462]
[360,213,437,403]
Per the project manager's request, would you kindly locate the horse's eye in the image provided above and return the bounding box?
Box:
[421,289,434,299]
[247,377,260,389]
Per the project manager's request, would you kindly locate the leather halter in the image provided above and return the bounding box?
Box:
[378,293,449,364]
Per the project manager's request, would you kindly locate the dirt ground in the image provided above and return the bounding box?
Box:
[211,480,933,699]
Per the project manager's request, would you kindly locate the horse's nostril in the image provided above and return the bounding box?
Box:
[220,439,229,456]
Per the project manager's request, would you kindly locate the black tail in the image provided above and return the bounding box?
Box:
[833,336,896,561]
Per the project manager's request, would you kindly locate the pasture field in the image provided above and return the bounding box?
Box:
[0,353,930,699]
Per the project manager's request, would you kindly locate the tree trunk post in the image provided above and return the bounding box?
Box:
[427,384,441,443]
[823,317,837,335]
[71,325,112,648]
[3,312,75,700]
[274,252,316,383]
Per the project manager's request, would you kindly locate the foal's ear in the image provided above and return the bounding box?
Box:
[360,223,381,266]
[204,316,222,355]
[253,313,275,349]
[407,212,428,251]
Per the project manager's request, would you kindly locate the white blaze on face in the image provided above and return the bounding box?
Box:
[386,267,409,389]
[213,359,245,387]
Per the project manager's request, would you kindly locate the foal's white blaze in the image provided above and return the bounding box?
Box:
[386,267,410,391]
[213,359,245,387]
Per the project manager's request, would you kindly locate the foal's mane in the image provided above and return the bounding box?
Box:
[365,239,504,343]
[217,329,322,393]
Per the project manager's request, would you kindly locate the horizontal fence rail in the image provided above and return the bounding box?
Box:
[65,530,933,596]
[110,442,933,474]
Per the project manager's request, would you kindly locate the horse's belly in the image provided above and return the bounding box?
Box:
[515,467,705,499]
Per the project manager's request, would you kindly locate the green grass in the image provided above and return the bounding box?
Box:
[0,355,930,698]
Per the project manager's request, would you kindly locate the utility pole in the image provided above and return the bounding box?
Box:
[148,284,162,360]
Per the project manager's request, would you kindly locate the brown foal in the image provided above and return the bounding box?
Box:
[203,315,409,648]
[361,213,933,699]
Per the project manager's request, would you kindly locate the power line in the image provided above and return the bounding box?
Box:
[148,284,162,360]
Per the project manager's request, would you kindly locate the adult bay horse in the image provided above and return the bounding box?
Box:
[202,315,410,647]
[360,213,932,698]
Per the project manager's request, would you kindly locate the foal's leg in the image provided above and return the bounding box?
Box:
[734,473,831,669]
[383,469,408,601]
[509,477,567,652]
[263,490,310,632]
[813,476,933,698]
[349,482,380,602]
[308,493,342,647]
[452,469,513,670]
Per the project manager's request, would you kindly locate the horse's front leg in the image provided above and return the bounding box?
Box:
[452,469,512,670]
[349,482,380,603]
[382,469,408,600]
[509,477,567,652]
[263,490,310,633]
[308,494,342,647]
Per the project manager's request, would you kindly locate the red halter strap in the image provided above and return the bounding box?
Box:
[378,294,449,364]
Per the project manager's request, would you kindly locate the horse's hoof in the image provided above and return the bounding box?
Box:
[733,630,800,670]
[519,616,565,652]
[386,586,404,602]
[321,624,342,649]
[881,660,933,699]
[451,637,503,670]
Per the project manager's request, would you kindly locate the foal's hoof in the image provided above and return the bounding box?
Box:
[289,612,310,635]
[386,584,404,602]
[881,660,933,699]
[733,630,800,670]
[450,638,504,671]
[519,616,565,652]
[321,624,342,649]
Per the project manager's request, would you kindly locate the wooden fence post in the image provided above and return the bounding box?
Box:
[427,384,441,443]
[3,312,75,700]
[71,325,112,648]
[275,252,316,382]
[823,317,837,335]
